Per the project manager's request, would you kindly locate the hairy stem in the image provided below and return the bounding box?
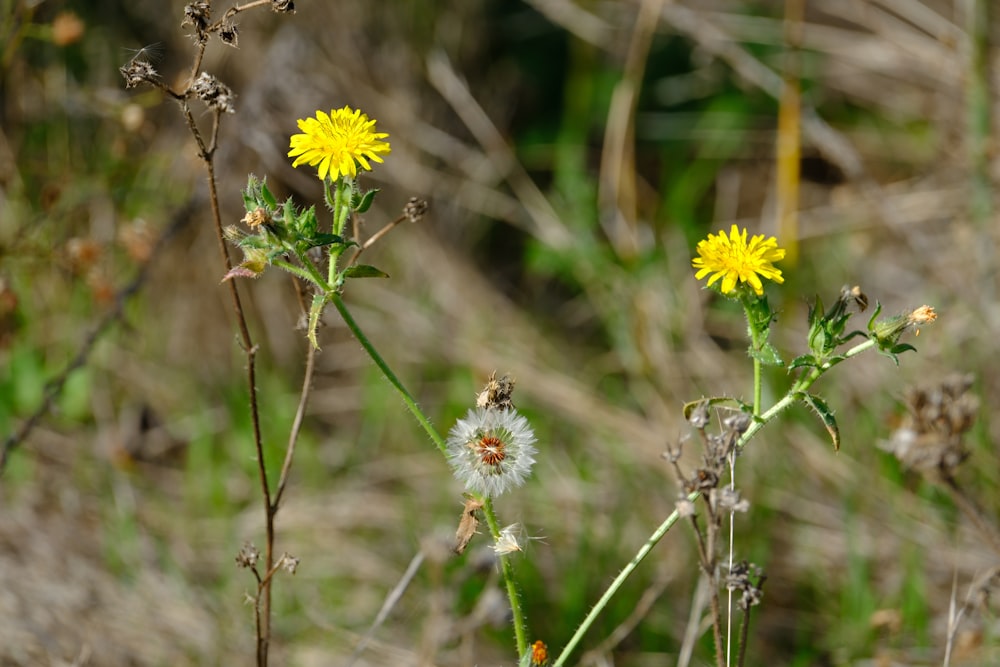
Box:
[330,293,447,457]
[482,498,530,659]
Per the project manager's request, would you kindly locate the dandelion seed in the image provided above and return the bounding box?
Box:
[692,224,785,295]
[446,407,537,497]
[122,42,165,65]
[288,106,391,181]
[492,523,524,555]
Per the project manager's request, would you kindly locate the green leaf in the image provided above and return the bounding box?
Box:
[749,341,783,366]
[798,392,841,451]
[788,354,818,371]
[305,232,345,249]
[272,259,321,285]
[355,188,378,213]
[260,181,278,209]
[342,264,389,279]
[299,205,318,237]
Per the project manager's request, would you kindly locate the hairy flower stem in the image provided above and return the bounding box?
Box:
[481,498,530,659]
[331,293,531,660]
[552,336,879,667]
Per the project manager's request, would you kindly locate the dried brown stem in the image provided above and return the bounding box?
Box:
[346,213,408,266]
[273,341,317,510]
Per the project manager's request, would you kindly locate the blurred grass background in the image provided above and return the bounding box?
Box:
[2,0,999,665]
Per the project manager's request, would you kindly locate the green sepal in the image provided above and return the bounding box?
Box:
[354,188,378,213]
[307,293,326,350]
[341,264,389,279]
[876,342,917,366]
[797,392,840,451]
[866,300,883,331]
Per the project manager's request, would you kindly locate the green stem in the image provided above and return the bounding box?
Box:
[328,178,352,285]
[553,491,696,667]
[552,334,879,667]
[481,498,529,659]
[330,293,448,457]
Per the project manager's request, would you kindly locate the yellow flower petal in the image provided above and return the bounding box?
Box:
[691,224,785,295]
[287,106,391,181]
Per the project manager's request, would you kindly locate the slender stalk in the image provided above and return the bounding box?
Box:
[273,341,317,511]
[330,293,447,456]
[553,491,696,667]
[481,498,530,659]
[736,603,752,667]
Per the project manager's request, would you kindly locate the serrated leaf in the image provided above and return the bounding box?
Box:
[798,392,840,451]
[355,188,378,213]
[342,264,389,279]
[681,396,752,421]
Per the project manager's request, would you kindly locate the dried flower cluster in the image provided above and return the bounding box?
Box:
[881,373,978,478]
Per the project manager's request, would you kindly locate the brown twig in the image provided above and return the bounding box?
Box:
[345,212,407,267]
[273,341,316,510]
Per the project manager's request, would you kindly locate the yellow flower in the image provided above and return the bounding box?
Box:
[692,224,785,295]
[288,106,390,181]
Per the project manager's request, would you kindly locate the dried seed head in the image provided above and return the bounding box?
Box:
[271,0,295,12]
[219,20,239,47]
[688,400,710,429]
[182,2,211,33]
[722,411,752,435]
[241,207,270,228]
[881,373,977,478]
[191,72,235,114]
[278,552,300,575]
[403,197,429,223]
[235,542,260,568]
[475,371,516,411]
[120,59,159,88]
[726,560,766,610]
[840,284,869,313]
[714,486,749,514]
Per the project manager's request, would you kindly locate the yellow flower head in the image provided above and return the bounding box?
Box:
[288,106,391,181]
[692,224,785,295]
